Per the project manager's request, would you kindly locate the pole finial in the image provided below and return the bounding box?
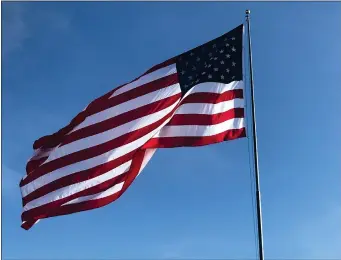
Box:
[245,9,251,18]
[245,9,265,260]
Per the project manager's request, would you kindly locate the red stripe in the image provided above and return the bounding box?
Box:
[20,96,181,187]
[181,89,243,104]
[26,157,48,175]
[31,62,177,152]
[22,150,136,206]
[21,219,39,230]
[167,108,244,126]
[143,128,246,148]
[21,149,147,229]
[61,85,180,146]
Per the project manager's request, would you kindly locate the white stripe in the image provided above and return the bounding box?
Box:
[22,219,41,226]
[23,161,131,211]
[46,99,180,162]
[21,109,176,197]
[154,118,245,138]
[111,64,177,97]
[182,81,244,97]
[176,98,244,115]
[70,82,180,134]
[62,182,125,205]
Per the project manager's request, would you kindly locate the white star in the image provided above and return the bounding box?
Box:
[212,44,217,48]
[232,76,235,79]
[214,68,219,72]
[188,76,193,80]
[220,60,225,65]
[202,71,206,75]
[208,52,213,57]
[225,54,231,59]
[184,84,188,88]
[181,70,186,75]
[231,37,235,40]
[220,49,224,53]
[208,74,212,79]
[207,64,212,68]
[231,46,236,52]
[232,62,236,66]
[221,75,225,80]
[196,57,200,62]
[185,62,189,66]
[224,37,228,41]
[225,43,230,47]
[190,52,194,56]
[226,68,230,73]
[214,57,218,60]
[192,66,196,71]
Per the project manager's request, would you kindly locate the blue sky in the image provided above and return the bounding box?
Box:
[2,1,341,259]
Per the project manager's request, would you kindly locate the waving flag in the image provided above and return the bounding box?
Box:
[20,24,246,230]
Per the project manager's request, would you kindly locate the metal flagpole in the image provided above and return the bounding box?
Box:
[245,9,265,260]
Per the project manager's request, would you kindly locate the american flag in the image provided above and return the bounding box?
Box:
[20,24,246,230]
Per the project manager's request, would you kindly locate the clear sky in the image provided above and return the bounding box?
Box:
[2,1,341,259]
